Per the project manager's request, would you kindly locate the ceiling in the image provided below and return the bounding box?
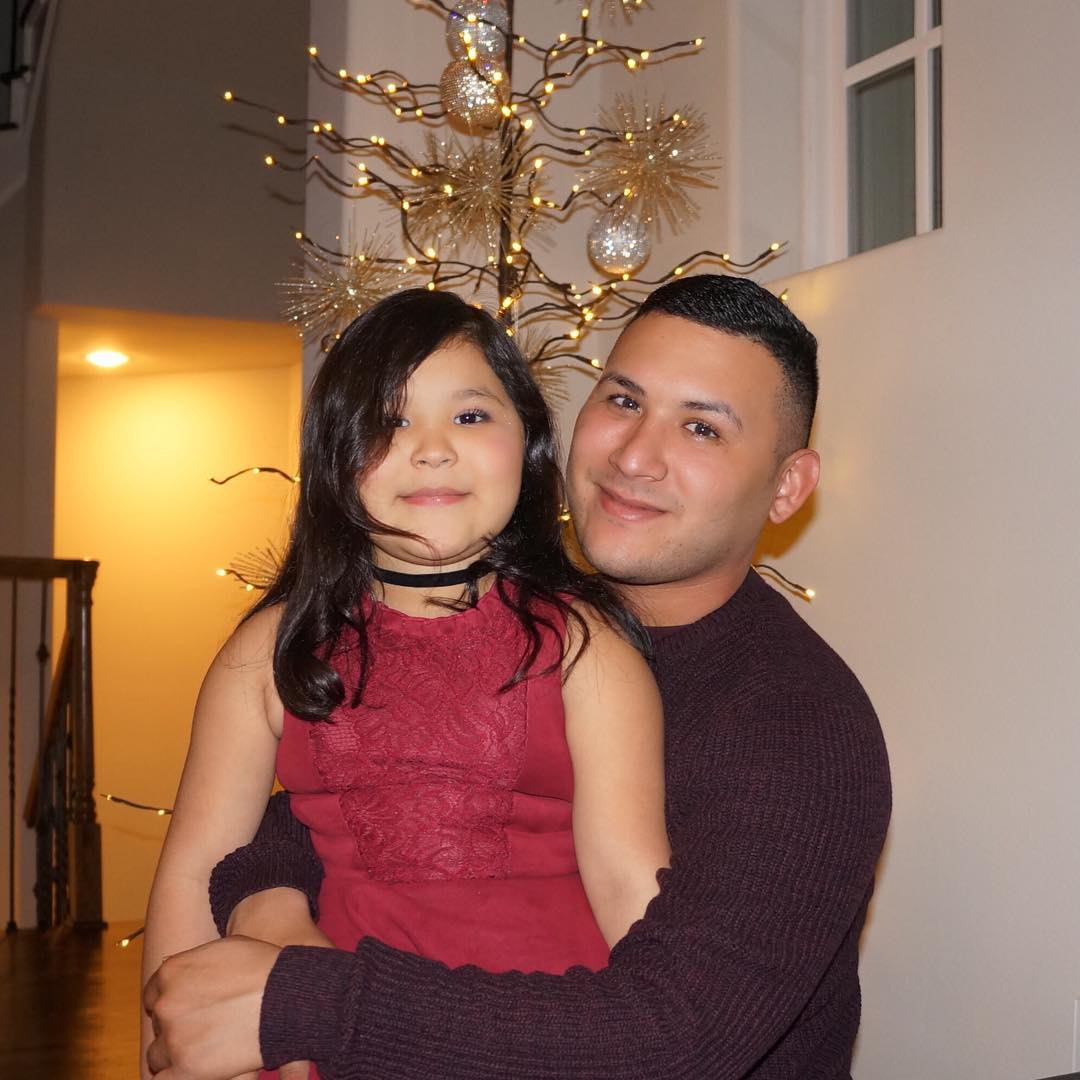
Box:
[46,305,302,378]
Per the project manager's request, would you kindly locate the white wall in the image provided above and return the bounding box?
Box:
[37,0,309,321]
[758,4,1080,1078]
[55,360,301,922]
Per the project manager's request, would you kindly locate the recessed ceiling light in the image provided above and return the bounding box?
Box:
[86,350,129,368]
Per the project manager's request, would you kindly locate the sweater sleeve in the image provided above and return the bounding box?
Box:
[259,696,892,1079]
[208,791,324,937]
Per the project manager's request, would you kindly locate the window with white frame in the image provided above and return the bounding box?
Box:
[845,0,943,254]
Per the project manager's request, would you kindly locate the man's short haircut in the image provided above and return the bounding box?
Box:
[631,274,819,457]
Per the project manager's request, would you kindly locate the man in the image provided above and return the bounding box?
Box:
[145,275,891,1079]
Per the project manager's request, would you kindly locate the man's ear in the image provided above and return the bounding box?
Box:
[769,449,820,525]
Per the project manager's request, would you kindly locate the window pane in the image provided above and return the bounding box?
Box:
[931,46,943,228]
[931,0,942,28]
[847,0,915,65]
[849,62,916,254]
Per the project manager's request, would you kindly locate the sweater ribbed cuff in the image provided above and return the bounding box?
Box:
[208,843,324,937]
[208,792,324,937]
[260,945,358,1069]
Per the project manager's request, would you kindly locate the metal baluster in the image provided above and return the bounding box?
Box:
[6,579,17,933]
[35,581,48,754]
[33,581,49,928]
[58,699,69,924]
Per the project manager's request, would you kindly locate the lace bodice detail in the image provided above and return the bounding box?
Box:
[306,589,546,884]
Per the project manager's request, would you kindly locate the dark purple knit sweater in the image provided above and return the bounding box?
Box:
[210,570,891,1078]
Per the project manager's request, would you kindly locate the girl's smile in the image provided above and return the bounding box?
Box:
[400,487,469,506]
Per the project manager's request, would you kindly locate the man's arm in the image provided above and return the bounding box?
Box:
[208,790,323,937]
[214,698,889,1079]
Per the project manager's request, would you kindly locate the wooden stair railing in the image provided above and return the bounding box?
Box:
[1,556,103,931]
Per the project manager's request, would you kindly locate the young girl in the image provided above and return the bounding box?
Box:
[141,289,669,1078]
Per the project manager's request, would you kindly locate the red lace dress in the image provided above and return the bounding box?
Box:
[275,582,609,979]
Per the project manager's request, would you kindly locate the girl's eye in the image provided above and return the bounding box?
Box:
[454,409,490,425]
[685,420,719,439]
[389,417,409,429]
[608,394,640,412]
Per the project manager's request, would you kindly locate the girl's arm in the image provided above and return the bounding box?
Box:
[562,609,670,947]
[138,605,283,1080]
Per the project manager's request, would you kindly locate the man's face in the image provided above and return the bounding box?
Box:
[567,313,792,593]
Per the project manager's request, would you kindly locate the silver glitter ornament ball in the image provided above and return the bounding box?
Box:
[445,0,509,62]
[587,209,651,276]
[440,59,508,130]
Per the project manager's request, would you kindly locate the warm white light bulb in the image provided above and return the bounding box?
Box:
[86,350,129,369]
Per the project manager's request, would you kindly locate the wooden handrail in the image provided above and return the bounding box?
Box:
[0,557,97,581]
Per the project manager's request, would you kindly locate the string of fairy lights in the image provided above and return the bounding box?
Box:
[101,792,168,946]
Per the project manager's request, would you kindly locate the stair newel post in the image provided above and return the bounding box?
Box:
[67,559,104,930]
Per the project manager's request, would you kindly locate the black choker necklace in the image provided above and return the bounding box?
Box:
[372,565,476,589]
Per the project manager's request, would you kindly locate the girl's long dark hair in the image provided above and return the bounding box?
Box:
[249,288,649,721]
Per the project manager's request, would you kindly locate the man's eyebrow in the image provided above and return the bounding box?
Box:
[598,372,646,395]
[600,372,744,431]
[681,398,744,431]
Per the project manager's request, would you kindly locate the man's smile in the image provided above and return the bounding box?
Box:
[595,484,668,522]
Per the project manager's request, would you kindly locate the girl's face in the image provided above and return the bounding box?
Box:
[358,338,526,572]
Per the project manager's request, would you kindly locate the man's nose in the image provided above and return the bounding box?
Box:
[608,419,667,482]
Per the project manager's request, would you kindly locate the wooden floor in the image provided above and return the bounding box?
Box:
[0,920,143,1078]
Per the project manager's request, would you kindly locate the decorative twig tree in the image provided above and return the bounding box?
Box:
[223,0,785,386]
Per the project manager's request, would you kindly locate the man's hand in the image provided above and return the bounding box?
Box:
[143,936,278,1079]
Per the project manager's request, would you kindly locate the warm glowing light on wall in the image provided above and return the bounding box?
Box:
[86,350,129,369]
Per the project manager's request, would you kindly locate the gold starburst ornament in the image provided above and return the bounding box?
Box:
[279,237,409,347]
[585,98,717,235]
[512,323,575,407]
[407,133,522,257]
